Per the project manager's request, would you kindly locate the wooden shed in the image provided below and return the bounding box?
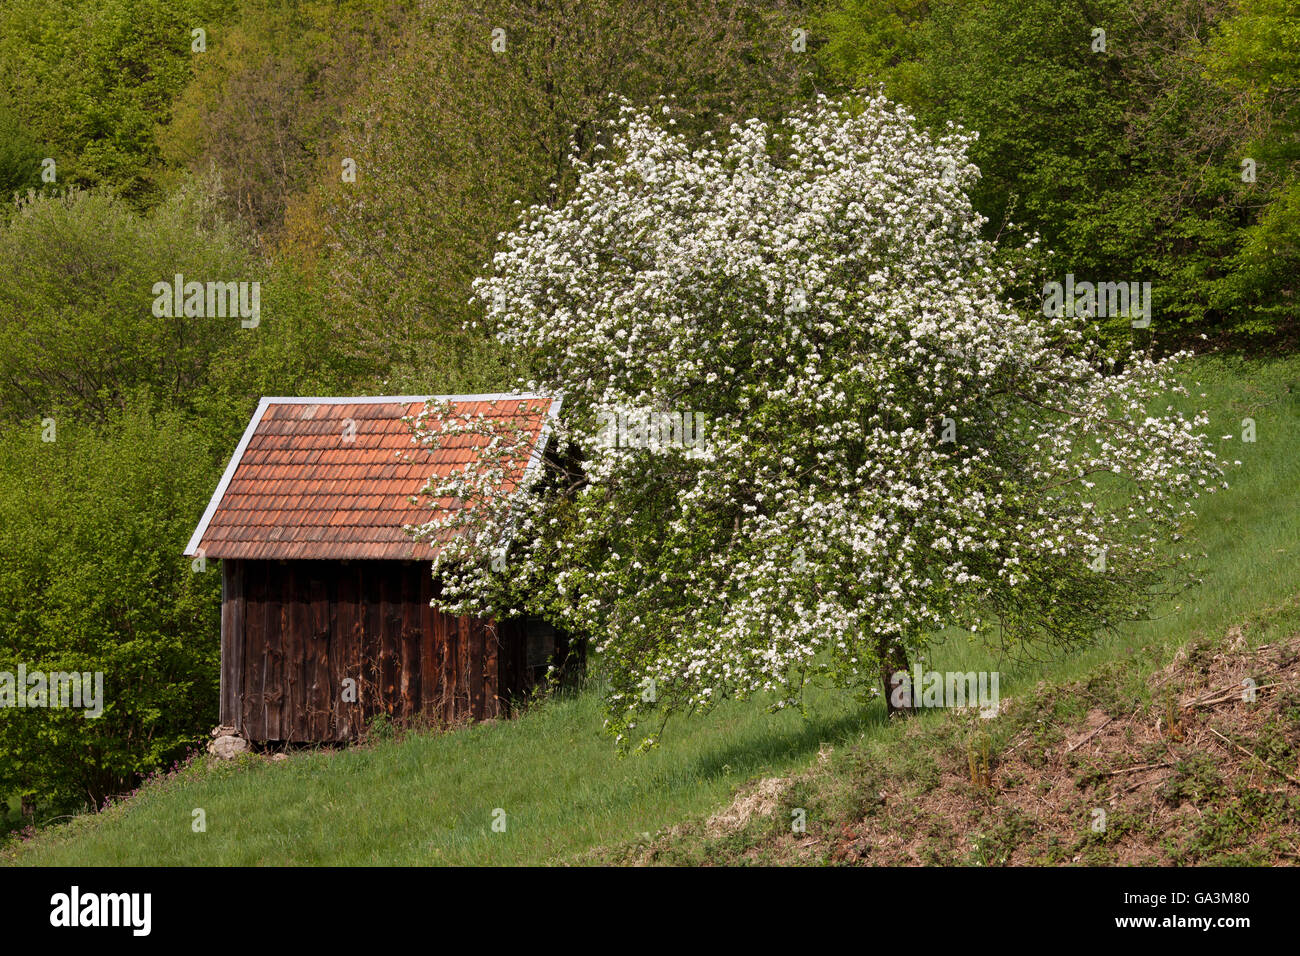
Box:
[184,393,568,743]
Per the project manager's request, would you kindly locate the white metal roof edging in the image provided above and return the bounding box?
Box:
[184,396,270,557]
[489,392,564,564]
[520,391,563,491]
[256,393,553,404]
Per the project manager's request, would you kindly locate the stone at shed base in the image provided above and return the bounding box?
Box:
[208,735,249,759]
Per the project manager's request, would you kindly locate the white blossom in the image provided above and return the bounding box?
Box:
[408,94,1224,751]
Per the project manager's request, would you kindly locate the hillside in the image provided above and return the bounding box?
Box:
[3,353,1296,867]
[601,622,1300,865]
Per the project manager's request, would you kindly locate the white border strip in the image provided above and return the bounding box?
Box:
[183,392,562,557]
[258,393,553,405]
[184,397,270,556]
[492,392,564,557]
[520,392,563,490]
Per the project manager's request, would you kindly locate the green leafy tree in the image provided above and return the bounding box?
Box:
[815,0,1298,342]
[1203,0,1300,335]
[160,0,411,237]
[0,177,254,425]
[0,404,220,812]
[0,0,233,204]
[411,97,1224,746]
[323,0,811,393]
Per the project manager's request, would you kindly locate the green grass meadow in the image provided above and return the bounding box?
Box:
[5,352,1297,866]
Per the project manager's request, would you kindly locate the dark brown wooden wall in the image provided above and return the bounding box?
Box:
[220,560,532,742]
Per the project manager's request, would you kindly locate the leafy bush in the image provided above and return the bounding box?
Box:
[0,404,220,812]
[816,0,1300,343]
[0,179,255,425]
[322,0,809,392]
[0,0,231,203]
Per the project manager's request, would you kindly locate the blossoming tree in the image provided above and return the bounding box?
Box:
[408,94,1225,750]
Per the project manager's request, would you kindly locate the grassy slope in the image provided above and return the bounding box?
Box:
[603,622,1300,865]
[4,352,1297,866]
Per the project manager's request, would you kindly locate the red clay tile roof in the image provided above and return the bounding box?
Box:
[185,394,560,561]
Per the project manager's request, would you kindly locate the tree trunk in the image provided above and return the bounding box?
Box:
[878,635,913,718]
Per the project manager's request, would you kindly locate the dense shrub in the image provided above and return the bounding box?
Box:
[0,179,255,425]
[0,405,220,812]
[816,0,1300,343]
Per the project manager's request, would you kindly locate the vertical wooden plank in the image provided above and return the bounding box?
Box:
[382,568,401,717]
[243,562,266,740]
[364,564,383,722]
[371,565,383,719]
[352,564,367,729]
[279,564,294,740]
[288,564,311,741]
[229,561,245,732]
[333,563,359,741]
[400,564,420,723]
[265,562,285,741]
[420,571,441,724]
[491,618,507,716]
[220,561,233,726]
[441,609,457,724]
[483,621,500,719]
[239,562,252,735]
[466,616,484,721]
[286,565,305,741]
[325,564,341,740]
[309,571,331,741]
